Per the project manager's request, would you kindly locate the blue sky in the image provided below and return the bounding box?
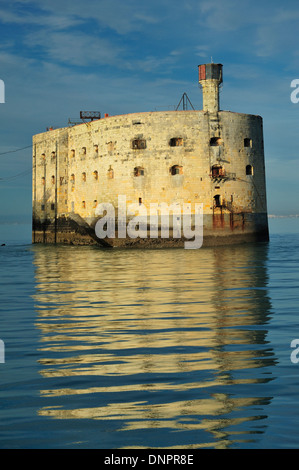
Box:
[0,0,299,223]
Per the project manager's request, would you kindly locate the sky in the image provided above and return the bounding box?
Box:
[0,0,299,224]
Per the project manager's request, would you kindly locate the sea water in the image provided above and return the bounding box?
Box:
[0,218,298,449]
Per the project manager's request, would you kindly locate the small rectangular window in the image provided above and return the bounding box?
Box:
[132,139,146,150]
[244,138,252,148]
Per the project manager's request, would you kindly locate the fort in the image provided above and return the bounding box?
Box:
[32,63,269,248]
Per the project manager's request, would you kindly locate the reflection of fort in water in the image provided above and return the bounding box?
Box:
[33,243,276,448]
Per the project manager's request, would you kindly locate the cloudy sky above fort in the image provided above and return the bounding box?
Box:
[0,0,298,221]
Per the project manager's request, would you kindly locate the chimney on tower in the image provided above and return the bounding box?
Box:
[198,63,223,113]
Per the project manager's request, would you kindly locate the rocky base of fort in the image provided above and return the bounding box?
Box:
[32,212,269,248]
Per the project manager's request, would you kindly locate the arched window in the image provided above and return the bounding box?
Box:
[82,201,86,209]
[93,200,98,208]
[82,172,86,182]
[169,137,183,147]
[134,166,144,176]
[132,139,146,150]
[51,175,55,185]
[210,137,223,146]
[93,170,98,180]
[70,174,75,183]
[70,149,75,158]
[51,151,56,160]
[41,177,45,185]
[246,164,253,175]
[170,165,183,175]
[214,195,222,207]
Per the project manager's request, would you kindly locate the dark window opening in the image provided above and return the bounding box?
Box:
[169,137,183,147]
[51,203,55,211]
[170,165,183,175]
[134,166,145,177]
[139,197,142,205]
[210,137,223,146]
[211,165,225,178]
[246,164,253,175]
[214,195,221,207]
[244,138,252,148]
[132,139,146,150]
[41,204,45,211]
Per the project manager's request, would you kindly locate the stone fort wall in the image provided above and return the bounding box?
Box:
[32,109,269,246]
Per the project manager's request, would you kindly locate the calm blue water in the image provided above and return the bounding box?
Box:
[0,218,299,449]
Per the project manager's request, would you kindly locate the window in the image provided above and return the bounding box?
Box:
[132,139,146,150]
[134,167,145,177]
[51,151,56,160]
[82,201,86,209]
[93,170,98,180]
[70,174,75,184]
[214,195,222,207]
[107,141,115,151]
[210,137,223,146]
[51,203,55,211]
[211,165,225,178]
[70,149,75,158]
[108,166,114,179]
[244,138,252,148]
[93,200,98,208]
[170,165,183,175]
[139,197,142,205]
[94,144,99,156]
[41,177,45,185]
[51,175,55,185]
[81,147,86,155]
[41,204,45,211]
[41,153,45,160]
[82,172,86,182]
[169,137,183,147]
[246,164,253,175]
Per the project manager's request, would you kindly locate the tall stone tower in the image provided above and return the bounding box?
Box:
[198,63,223,113]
